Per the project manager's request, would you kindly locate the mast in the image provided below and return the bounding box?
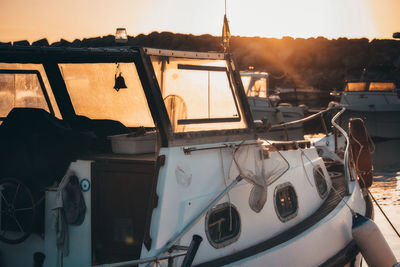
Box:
[222,0,231,53]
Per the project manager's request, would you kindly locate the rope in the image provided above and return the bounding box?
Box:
[300,147,356,215]
[219,148,234,231]
[263,140,290,184]
[368,189,400,238]
[350,134,368,186]
[349,129,374,188]
[300,149,314,186]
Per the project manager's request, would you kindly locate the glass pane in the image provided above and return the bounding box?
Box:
[151,57,246,132]
[0,73,49,117]
[0,63,61,118]
[345,82,367,92]
[0,74,14,117]
[369,82,395,91]
[59,63,154,127]
[250,78,267,98]
[209,71,239,118]
[275,185,298,222]
[241,76,251,95]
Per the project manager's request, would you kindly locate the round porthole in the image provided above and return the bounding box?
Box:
[274,182,298,222]
[314,166,328,199]
[205,203,241,249]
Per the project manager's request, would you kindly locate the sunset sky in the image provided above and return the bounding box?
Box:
[1,0,399,43]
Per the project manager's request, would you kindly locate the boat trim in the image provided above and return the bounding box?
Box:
[143,47,225,60]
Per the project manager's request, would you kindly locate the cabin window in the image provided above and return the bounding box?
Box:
[241,75,267,98]
[59,63,154,127]
[205,203,241,248]
[274,183,298,222]
[368,82,395,92]
[151,57,246,132]
[314,166,328,199]
[0,63,61,121]
[345,82,367,92]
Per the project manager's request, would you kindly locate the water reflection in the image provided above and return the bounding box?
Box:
[372,139,400,171]
[370,171,400,206]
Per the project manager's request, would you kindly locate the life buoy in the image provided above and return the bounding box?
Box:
[348,118,373,188]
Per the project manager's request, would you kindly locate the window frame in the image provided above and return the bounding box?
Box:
[175,64,242,125]
[205,202,241,249]
[313,166,328,199]
[274,182,298,222]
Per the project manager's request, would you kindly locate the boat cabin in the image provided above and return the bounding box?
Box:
[339,80,400,111]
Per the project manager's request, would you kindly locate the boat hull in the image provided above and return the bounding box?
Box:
[195,179,371,267]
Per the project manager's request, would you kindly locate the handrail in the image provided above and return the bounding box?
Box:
[269,107,337,129]
[330,107,351,195]
[183,140,262,154]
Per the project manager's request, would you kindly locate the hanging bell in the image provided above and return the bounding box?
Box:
[114,73,127,92]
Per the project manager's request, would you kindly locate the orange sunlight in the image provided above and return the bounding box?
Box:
[0,0,399,43]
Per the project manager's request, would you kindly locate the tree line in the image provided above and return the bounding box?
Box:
[8,31,400,91]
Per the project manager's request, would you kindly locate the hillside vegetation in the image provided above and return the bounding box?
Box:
[11,32,400,91]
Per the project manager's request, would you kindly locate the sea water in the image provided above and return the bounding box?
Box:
[370,171,400,261]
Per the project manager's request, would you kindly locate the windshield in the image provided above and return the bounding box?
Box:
[369,82,395,91]
[345,82,396,92]
[345,82,367,92]
[0,63,61,119]
[151,56,246,132]
[241,75,267,98]
[59,62,154,127]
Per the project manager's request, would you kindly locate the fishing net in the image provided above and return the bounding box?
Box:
[229,144,289,213]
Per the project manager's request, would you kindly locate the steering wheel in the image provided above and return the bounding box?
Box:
[0,178,35,244]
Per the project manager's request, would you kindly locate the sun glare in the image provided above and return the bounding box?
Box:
[0,0,398,42]
[228,0,378,39]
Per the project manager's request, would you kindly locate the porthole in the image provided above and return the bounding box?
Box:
[205,203,241,248]
[314,166,328,199]
[274,183,298,222]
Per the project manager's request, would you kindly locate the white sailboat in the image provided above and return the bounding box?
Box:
[335,80,400,141]
[0,44,374,267]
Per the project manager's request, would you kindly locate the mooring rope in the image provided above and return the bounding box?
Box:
[348,121,399,238]
[368,189,400,239]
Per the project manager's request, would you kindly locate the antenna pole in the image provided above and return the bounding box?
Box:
[225,0,227,15]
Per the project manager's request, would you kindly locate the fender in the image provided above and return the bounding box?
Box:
[348,117,373,188]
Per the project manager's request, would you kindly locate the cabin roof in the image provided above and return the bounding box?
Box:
[0,45,142,63]
[0,45,227,63]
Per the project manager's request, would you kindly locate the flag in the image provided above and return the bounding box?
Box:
[222,14,231,52]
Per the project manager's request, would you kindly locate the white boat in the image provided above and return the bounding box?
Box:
[0,45,373,267]
[240,72,305,140]
[335,80,400,141]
